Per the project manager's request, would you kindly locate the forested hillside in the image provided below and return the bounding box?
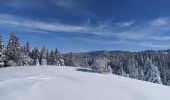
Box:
[65,50,170,85]
[1,34,170,86]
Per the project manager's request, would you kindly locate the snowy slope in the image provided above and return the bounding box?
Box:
[0,66,170,100]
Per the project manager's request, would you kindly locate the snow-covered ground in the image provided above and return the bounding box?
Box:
[0,66,170,100]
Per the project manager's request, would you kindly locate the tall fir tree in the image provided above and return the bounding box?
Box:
[40,46,47,65]
[19,42,33,66]
[54,48,64,66]
[46,49,50,65]
[31,47,40,65]
[24,42,31,56]
[5,33,20,66]
[48,50,55,65]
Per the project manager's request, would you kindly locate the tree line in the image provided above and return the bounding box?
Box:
[0,33,65,67]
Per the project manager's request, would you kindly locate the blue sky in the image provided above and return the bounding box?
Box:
[1,0,170,52]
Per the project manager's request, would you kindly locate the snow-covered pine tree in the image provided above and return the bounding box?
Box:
[0,35,6,67]
[64,52,75,66]
[24,42,31,56]
[91,58,112,74]
[31,47,40,65]
[5,33,20,66]
[46,49,50,65]
[19,42,33,66]
[109,60,124,76]
[48,50,55,65]
[40,46,47,65]
[144,58,162,84]
[54,48,60,65]
[54,48,65,66]
[127,58,139,79]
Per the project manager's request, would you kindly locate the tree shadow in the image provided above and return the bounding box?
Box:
[76,68,94,73]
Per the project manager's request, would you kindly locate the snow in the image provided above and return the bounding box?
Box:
[0,66,170,100]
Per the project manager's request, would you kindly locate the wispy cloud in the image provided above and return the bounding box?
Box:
[115,17,170,41]
[116,21,134,27]
[1,13,170,49]
[0,14,91,33]
[50,0,75,8]
[150,17,170,32]
[0,14,116,36]
[150,17,170,26]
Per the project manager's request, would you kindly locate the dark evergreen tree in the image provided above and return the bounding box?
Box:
[46,49,50,65]
[48,50,55,65]
[5,33,20,66]
[64,52,74,66]
[55,48,59,60]
[25,42,31,56]
[54,48,65,66]
[31,47,40,65]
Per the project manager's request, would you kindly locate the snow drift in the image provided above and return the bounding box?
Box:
[0,66,170,100]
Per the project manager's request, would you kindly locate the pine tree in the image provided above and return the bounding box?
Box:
[25,42,31,56]
[19,42,33,66]
[5,33,20,66]
[54,48,59,65]
[46,49,50,65]
[144,58,162,84]
[54,48,64,66]
[0,35,5,67]
[64,52,74,66]
[31,47,40,65]
[40,46,47,65]
[48,50,55,65]
[127,58,139,79]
